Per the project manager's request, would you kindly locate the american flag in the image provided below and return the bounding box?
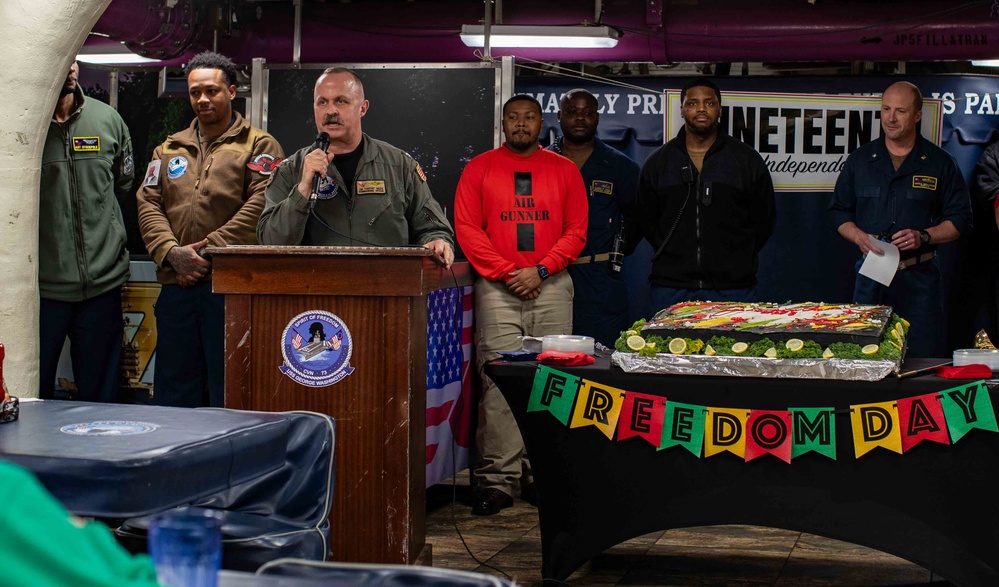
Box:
[291,332,303,350]
[425,286,473,487]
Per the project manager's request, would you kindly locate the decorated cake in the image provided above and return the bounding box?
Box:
[644,301,893,346]
[614,301,907,362]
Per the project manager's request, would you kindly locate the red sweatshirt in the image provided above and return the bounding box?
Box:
[455,145,588,281]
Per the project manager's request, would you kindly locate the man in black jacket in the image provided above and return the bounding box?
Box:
[634,78,776,314]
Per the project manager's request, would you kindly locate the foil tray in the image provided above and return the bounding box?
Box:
[612,351,901,381]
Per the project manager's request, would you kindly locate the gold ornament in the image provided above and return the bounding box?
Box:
[973,329,997,350]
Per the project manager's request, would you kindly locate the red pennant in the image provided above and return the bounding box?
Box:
[617,391,667,447]
[745,410,793,463]
[896,393,951,452]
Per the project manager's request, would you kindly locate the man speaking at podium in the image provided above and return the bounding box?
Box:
[258,67,454,267]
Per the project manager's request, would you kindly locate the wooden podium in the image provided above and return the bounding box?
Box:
[209,245,473,565]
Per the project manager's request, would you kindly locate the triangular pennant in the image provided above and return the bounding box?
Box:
[850,400,902,458]
[896,393,950,452]
[528,365,580,425]
[941,381,999,443]
[704,407,749,458]
[617,391,668,447]
[744,410,793,463]
[659,401,705,457]
[569,380,625,440]
[789,407,837,460]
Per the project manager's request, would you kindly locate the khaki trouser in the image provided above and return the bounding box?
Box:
[473,272,573,497]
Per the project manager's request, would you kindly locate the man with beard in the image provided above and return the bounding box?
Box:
[258,67,454,267]
[455,95,587,515]
[39,61,134,402]
[548,88,640,347]
[634,77,775,311]
[829,81,972,358]
[137,51,284,407]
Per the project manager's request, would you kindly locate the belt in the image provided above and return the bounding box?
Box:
[572,253,612,265]
[898,251,936,271]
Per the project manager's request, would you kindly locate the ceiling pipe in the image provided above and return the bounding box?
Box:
[92,0,203,61]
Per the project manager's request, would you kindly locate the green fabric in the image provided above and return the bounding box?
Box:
[39,88,133,302]
[0,461,159,587]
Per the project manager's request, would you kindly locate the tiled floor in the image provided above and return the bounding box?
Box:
[425,476,952,587]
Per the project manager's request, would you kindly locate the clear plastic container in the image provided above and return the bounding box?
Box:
[953,348,999,370]
[541,335,595,355]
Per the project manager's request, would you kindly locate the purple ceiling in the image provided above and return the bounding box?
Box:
[91,0,997,66]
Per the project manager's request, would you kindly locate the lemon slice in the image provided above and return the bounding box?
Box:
[785,338,804,352]
[901,317,910,328]
[704,344,716,356]
[626,335,646,351]
[731,342,749,354]
[764,347,777,358]
[668,338,687,354]
[861,344,879,355]
[625,329,638,337]
[645,341,657,350]
[822,347,834,359]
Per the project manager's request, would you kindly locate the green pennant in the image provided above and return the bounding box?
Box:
[941,381,999,443]
[789,407,837,460]
[528,365,580,425]
[659,401,705,457]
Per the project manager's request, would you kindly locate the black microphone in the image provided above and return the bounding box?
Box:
[309,132,331,210]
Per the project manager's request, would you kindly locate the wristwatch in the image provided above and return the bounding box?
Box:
[919,229,931,245]
[536,264,550,281]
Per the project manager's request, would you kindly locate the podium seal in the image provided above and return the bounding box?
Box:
[60,421,158,436]
[280,310,355,387]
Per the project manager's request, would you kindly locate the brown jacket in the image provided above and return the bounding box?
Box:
[136,113,284,284]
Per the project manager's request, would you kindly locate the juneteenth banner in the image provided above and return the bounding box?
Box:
[529,365,999,462]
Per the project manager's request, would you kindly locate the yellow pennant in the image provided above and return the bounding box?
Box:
[569,380,626,440]
[704,407,749,458]
[850,400,902,458]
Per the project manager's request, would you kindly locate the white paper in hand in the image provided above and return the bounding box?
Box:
[858,234,899,287]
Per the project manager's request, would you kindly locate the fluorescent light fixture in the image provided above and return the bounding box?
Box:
[972,60,999,67]
[77,43,161,65]
[460,25,619,49]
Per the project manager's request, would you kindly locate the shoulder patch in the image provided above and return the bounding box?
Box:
[247,153,283,175]
[416,162,427,183]
[143,160,161,187]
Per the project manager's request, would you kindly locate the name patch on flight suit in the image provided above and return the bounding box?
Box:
[73,137,100,151]
[356,180,386,195]
[912,176,938,190]
[591,180,614,195]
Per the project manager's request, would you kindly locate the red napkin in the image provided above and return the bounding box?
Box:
[536,350,595,366]
[933,364,993,379]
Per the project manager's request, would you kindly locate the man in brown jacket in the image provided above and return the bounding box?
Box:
[137,51,284,407]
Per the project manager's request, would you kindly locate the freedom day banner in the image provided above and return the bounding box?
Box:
[528,365,998,462]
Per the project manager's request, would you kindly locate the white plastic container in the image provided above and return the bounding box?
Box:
[541,335,595,355]
[953,348,999,370]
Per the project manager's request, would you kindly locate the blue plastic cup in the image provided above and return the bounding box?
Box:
[148,509,223,587]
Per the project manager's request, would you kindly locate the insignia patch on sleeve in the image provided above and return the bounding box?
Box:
[912,176,938,190]
[247,153,283,175]
[143,160,161,187]
[416,163,427,183]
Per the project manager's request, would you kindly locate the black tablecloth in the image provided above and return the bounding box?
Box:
[0,401,289,518]
[486,357,999,586]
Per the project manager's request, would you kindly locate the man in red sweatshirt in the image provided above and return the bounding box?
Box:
[455,95,588,515]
